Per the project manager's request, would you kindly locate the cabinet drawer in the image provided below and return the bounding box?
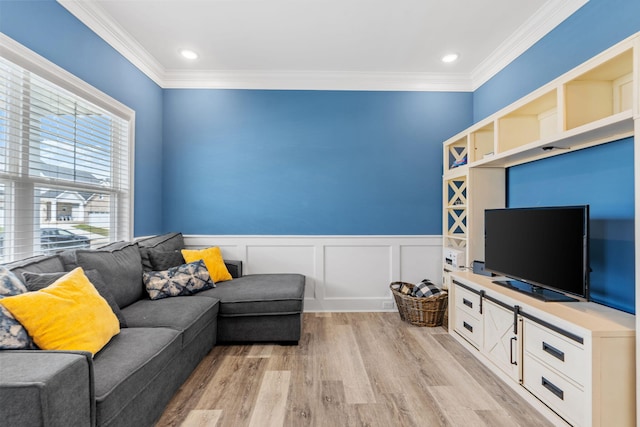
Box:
[524,321,586,387]
[455,285,481,318]
[523,355,585,427]
[454,309,482,349]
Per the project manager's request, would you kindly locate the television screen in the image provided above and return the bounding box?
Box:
[484,206,589,300]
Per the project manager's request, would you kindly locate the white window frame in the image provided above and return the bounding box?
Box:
[0,33,135,260]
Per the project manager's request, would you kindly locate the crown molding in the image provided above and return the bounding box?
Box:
[470,0,589,90]
[58,0,586,92]
[162,69,473,91]
[57,0,165,86]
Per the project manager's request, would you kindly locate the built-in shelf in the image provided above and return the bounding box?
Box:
[442,32,638,267]
[441,31,640,427]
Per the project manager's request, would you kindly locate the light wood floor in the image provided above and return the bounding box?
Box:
[156,313,553,427]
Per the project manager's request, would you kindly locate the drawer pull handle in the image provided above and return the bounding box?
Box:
[541,377,564,400]
[510,337,517,365]
[463,322,473,332]
[463,298,473,308]
[542,342,565,362]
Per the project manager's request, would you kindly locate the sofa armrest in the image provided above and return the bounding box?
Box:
[0,350,95,427]
[224,260,243,278]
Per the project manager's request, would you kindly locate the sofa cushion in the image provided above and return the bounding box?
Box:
[5,255,65,284]
[143,260,214,300]
[70,243,143,309]
[0,268,120,355]
[22,270,127,328]
[197,274,304,316]
[136,232,184,272]
[121,296,219,347]
[92,327,181,427]
[182,246,232,282]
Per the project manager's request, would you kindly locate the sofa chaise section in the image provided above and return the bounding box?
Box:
[198,273,305,343]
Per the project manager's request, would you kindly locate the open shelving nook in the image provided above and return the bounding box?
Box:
[442,31,640,427]
[442,31,638,271]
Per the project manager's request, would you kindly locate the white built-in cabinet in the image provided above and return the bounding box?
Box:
[442,32,640,426]
[483,299,519,382]
[450,272,635,426]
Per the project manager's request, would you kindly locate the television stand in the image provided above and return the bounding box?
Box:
[450,271,635,426]
[492,279,578,302]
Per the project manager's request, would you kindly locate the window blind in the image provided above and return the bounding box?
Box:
[0,42,133,263]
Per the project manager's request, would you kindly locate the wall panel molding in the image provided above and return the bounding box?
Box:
[184,235,442,312]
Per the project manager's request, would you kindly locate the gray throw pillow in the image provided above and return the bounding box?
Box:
[143,260,214,300]
[21,269,128,328]
[148,249,185,271]
[137,232,184,272]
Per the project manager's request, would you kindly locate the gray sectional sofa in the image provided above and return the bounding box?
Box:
[0,232,305,427]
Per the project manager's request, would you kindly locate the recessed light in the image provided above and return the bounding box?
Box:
[442,53,459,63]
[180,49,198,60]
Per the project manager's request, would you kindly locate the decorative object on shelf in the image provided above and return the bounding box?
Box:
[451,154,467,168]
[390,281,448,327]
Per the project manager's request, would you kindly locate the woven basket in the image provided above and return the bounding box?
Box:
[390,282,448,327]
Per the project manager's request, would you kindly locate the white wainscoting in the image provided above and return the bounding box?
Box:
[184,235,443,312]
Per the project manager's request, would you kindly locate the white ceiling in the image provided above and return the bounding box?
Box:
[58,0,588,91]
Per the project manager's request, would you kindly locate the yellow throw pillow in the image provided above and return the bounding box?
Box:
[181,246,233,282]
[0,267,120,356]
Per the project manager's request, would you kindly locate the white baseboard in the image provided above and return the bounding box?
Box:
[184,235,443,312]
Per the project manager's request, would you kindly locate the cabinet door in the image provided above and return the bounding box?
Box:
[483,300,519,380]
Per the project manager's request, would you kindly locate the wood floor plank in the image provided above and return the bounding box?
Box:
[330,323,376,404]
[431,333,553,427]
[315,380,356,427]
[246,344,274,358]
[156,313,553,427]
[475,409,526,427]
[248,370,291,427]
[180,410,222,427]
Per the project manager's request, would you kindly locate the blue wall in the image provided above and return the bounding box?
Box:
[507,138,634,313]
[474,0,640,121]
[0,0,165,236]
[478,0,640,313]
[162,89,472,234]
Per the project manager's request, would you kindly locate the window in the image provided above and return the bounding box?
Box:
[0,35,134,262]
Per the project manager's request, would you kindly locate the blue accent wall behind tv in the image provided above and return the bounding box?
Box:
[162,89,472,234]
[507,138,634,313]
[0,0,165,236]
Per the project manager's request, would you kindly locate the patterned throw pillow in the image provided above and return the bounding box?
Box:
[0,267,37,350]
[0,266,27,295]
[143,260,215,300]
[412,279,443,298]
[399,283,414,295]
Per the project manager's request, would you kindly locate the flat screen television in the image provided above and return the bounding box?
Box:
[484,205,589,302]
